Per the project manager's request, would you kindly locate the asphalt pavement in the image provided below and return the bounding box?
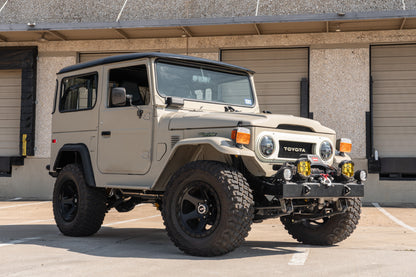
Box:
[0,200,415,277]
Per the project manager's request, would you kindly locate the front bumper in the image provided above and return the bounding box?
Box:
[276,182,364,199]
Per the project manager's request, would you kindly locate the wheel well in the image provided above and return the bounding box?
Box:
[53,144,96,187]
[54,151,81,169]
[152,144,231,191]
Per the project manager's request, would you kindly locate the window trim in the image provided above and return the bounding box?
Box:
[59,71,99,113]
[107,64,150,108]
[52,79,58,114]
[154,59,256,108]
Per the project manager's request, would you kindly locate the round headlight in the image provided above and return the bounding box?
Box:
[319,141,333,161]
[260,136,275,157]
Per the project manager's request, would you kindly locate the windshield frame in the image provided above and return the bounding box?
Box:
[154,59,256,108]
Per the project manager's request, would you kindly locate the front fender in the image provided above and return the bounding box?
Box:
[152,137,262,191]
[172,137,255,157]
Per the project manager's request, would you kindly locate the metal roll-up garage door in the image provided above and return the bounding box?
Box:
[0,70,22,156]
[221,48,309,116]
[371,44,416,178]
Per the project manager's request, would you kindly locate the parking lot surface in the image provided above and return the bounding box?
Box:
[0,200,415,277]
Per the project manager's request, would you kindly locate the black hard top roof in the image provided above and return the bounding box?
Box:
[58,52,255,74]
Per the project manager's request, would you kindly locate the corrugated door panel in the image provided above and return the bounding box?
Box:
[371,45,416,157]
[0,70,22,156]
[222,48,308,116]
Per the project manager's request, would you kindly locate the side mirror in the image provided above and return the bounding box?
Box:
[111,87,126,106]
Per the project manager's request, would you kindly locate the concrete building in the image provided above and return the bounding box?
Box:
[0,0,415,203]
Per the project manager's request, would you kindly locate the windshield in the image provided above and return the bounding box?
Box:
[155,61,254,107]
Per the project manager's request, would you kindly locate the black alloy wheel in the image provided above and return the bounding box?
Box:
[162,161,254,256]
[58,179,79,222]
[177,181,221,238]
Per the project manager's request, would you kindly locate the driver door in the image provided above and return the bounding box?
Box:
[97,62,153,175]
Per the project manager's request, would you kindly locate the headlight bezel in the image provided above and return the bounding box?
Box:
[258,135,275,157]
[319,140,334,162]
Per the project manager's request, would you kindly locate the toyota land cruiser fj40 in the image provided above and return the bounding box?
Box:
[48,53,365,256]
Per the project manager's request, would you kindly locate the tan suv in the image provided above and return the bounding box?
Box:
[48,53,365,256]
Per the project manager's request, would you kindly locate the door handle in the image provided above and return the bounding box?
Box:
[101,131,111,137]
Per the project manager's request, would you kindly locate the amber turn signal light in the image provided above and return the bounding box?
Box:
[337,138,352,153]
[232,127,251,145]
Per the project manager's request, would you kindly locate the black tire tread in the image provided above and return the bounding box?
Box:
[53,163,106,237]
[162,161,254,256]
[281,198,361,245]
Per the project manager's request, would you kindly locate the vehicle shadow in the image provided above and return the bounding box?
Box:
[0,224,328,260]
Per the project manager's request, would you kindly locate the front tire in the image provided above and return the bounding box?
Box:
[162,161,254,256]
[280,198,361,245]
[53,163,106,237]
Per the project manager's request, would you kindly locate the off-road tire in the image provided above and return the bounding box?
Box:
[280,198,361,245]
[53,163,106,237]
[162,160,254,256]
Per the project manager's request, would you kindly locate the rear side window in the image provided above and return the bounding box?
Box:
[60,73,98,112]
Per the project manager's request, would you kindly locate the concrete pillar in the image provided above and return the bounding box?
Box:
[309,46,370,160]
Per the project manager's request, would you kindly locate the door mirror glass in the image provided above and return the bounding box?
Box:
[111,87,127,107]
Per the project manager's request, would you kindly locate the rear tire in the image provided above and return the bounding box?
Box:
[280,198,361,245]
[162,161,254,256]
[53,163,106,236]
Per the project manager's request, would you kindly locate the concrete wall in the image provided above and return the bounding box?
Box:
[0,0,412,24]
[1,28,416,202]
[0,158,53,200]
[310,46,369,159]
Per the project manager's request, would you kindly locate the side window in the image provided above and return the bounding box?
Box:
[60,73,97,112]
[108,64,149,107]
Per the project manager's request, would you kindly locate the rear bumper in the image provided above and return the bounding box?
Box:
[277,182,364,199]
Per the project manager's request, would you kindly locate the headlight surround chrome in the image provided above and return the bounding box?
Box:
[319,141,333,161]
[259,135,275,157]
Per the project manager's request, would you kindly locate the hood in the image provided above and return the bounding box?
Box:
[168,112,335,134]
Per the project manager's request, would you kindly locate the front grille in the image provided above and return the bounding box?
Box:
[278,140,313,159]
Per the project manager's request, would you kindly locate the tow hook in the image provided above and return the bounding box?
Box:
[319,174,333,187]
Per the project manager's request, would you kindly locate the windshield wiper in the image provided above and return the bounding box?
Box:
[224,106,239,112]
